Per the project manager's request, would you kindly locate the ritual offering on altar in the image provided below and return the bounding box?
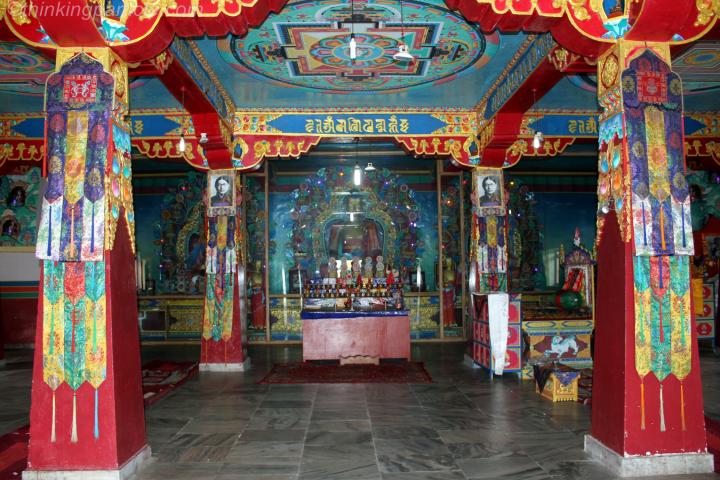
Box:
[301,258,404,312]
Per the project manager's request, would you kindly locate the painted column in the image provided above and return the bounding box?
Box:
[24,50,149,479]
[588,41,713,475]
[0,311,5,367]
[200,170,248,372]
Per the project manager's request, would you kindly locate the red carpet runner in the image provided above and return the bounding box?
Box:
[142,360,199,406]
[258,362,432,384]
[0,361,198,479]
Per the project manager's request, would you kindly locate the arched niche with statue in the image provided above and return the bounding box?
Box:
[312,189,397,268]
[287,166,417,280]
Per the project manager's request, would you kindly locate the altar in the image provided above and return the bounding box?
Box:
[301,310,410,363]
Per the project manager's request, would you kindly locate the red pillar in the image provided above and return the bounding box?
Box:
[24,51,149,479]
[200,172,248,372]
[0,310,5,367]
[587,43,712,476]
[26,218,149,477]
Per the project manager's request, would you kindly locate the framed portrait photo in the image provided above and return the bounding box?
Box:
[207,170,236,217]
[473,168,505,214]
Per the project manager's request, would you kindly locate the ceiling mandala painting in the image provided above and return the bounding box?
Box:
[218,0,496,93]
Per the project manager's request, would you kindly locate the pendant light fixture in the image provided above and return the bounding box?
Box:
[349,0,357,61]
[353,137,362,186]
[178,87,187,153]
[531,88,544,150]
[394,1,415,62]
[364,162,376,172]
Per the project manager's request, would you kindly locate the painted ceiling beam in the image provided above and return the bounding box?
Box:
[157,39,236,169]
[475,35,595,167]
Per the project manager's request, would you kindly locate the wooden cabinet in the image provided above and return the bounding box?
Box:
[137,296,203,340]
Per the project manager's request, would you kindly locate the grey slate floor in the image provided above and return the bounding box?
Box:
[1,342,719,479]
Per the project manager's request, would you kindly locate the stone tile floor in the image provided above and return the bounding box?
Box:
[1,342,719,479]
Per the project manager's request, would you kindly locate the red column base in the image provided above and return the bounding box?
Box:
[584,435,713,476]
[22,445,151,480]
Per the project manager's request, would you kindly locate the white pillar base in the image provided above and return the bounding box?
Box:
[23,445,151,480]
[584,435,714,477]
[199,357,251,372]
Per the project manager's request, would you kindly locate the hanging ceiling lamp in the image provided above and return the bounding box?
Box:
[353,138,362,186]
[532,88,544,150]
[178,87,187,153]
[365,162,376,171]
[394,1,415,62]
[349,0,357,61]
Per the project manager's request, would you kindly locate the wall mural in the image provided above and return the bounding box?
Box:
[244,176,268,341]
[221,0,496,93]
[506,180,543,291]
[132,172,206,295]
[440,175,463,336]
[0,167,40,247]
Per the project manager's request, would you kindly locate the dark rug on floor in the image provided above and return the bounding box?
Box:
[142,360,199,406]
[258,361,432,384]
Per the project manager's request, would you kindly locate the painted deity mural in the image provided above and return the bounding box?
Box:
[220,0,497,93]
[132,171,207,296]
[0,167,40,247]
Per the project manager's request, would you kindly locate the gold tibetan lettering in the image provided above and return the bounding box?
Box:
[348,117,361,133]
[336,119,347,133]
[388,115,399,133]
[305,119,315,133]
[585,117,597,134]
[375,119,387,133]
[322,116,336,134]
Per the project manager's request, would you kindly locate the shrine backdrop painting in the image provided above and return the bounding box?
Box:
[267,165,438,295]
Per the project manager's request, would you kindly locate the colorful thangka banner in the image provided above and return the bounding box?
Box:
[203,214,238,344]
[472,169,507,293]
[36,54,114,262]
[633,255,692,431]
[623,50,694,257]
[43,260,107,442]
[106,122,135,253]
[622,50,694,432]
[36,53,116,443]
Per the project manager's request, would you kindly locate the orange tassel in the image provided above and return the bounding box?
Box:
[224,339,228,366]
[681,382,686,431]
[641,380,646,430]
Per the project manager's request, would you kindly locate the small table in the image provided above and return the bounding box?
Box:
[533,364,580,402]
[301,310,410,363]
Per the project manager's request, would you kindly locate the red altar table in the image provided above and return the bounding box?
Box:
[301,310,410,362]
